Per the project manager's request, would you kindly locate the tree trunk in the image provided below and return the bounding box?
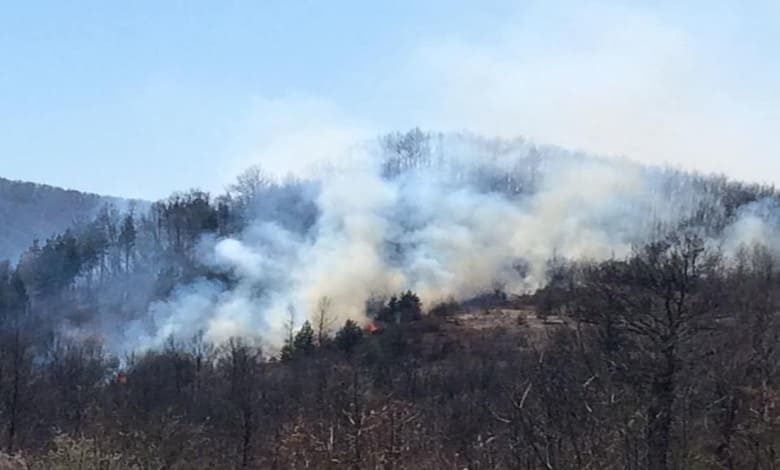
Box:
[646,353,675,470]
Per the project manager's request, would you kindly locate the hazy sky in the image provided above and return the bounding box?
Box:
[1,0,778,199]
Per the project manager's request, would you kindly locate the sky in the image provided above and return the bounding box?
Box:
[0,0,778,200]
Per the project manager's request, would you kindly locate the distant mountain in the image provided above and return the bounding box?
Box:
[0,177,143,263]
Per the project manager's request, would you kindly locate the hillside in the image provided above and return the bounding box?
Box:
[0,177,141,263]
[0,131,779,468]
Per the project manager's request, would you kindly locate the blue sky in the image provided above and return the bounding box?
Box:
[1,1,778,199]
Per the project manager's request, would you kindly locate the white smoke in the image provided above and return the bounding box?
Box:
[122,132,780,353]
[721,198,780,257]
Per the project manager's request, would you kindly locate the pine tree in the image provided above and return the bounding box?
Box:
[293,321,315,356]
[335,320,363,355]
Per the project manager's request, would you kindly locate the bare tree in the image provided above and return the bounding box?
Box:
[575,235,723,469]
[315,296,335,347]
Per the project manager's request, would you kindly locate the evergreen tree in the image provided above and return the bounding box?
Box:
[334,320,363,355]
[398,290,422,322]
[292,321,315,356]
[118,213,136,272]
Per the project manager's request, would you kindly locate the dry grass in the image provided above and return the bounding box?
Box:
[0,453,26,470]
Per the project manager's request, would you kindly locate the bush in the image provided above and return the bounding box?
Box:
[30,433,123,470]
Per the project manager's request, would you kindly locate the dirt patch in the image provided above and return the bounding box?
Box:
[447,307,566,330]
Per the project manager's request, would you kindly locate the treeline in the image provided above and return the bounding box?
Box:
[2,130,778,347]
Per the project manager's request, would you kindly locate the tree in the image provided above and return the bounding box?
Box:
[314,297,335,347]
[293,321,315,357]
[220,338,262,468]
[574,234,723,469]
[228,165,273,208]
[280,307,296,361]
[335,320,363,355]
[398,291,422,322]
[377,291,421,324]
[118,213,136,272]
[0,269,32,453]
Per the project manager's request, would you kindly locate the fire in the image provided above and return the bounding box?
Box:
[365,321,381,335]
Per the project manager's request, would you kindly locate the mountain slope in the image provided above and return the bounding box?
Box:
[0,177,140,263]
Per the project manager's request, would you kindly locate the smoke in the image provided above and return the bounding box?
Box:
[396,1,780,187]
[721,198,780,257]
[115,131,780,353]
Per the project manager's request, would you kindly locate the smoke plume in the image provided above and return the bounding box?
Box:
[123,131,779,352]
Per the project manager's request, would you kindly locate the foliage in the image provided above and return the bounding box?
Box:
[334,320,364,355]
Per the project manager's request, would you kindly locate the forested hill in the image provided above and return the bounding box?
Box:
[0,176,141,263]
[2,131,780,467]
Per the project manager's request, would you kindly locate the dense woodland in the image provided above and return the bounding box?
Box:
[1,131,779,468]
